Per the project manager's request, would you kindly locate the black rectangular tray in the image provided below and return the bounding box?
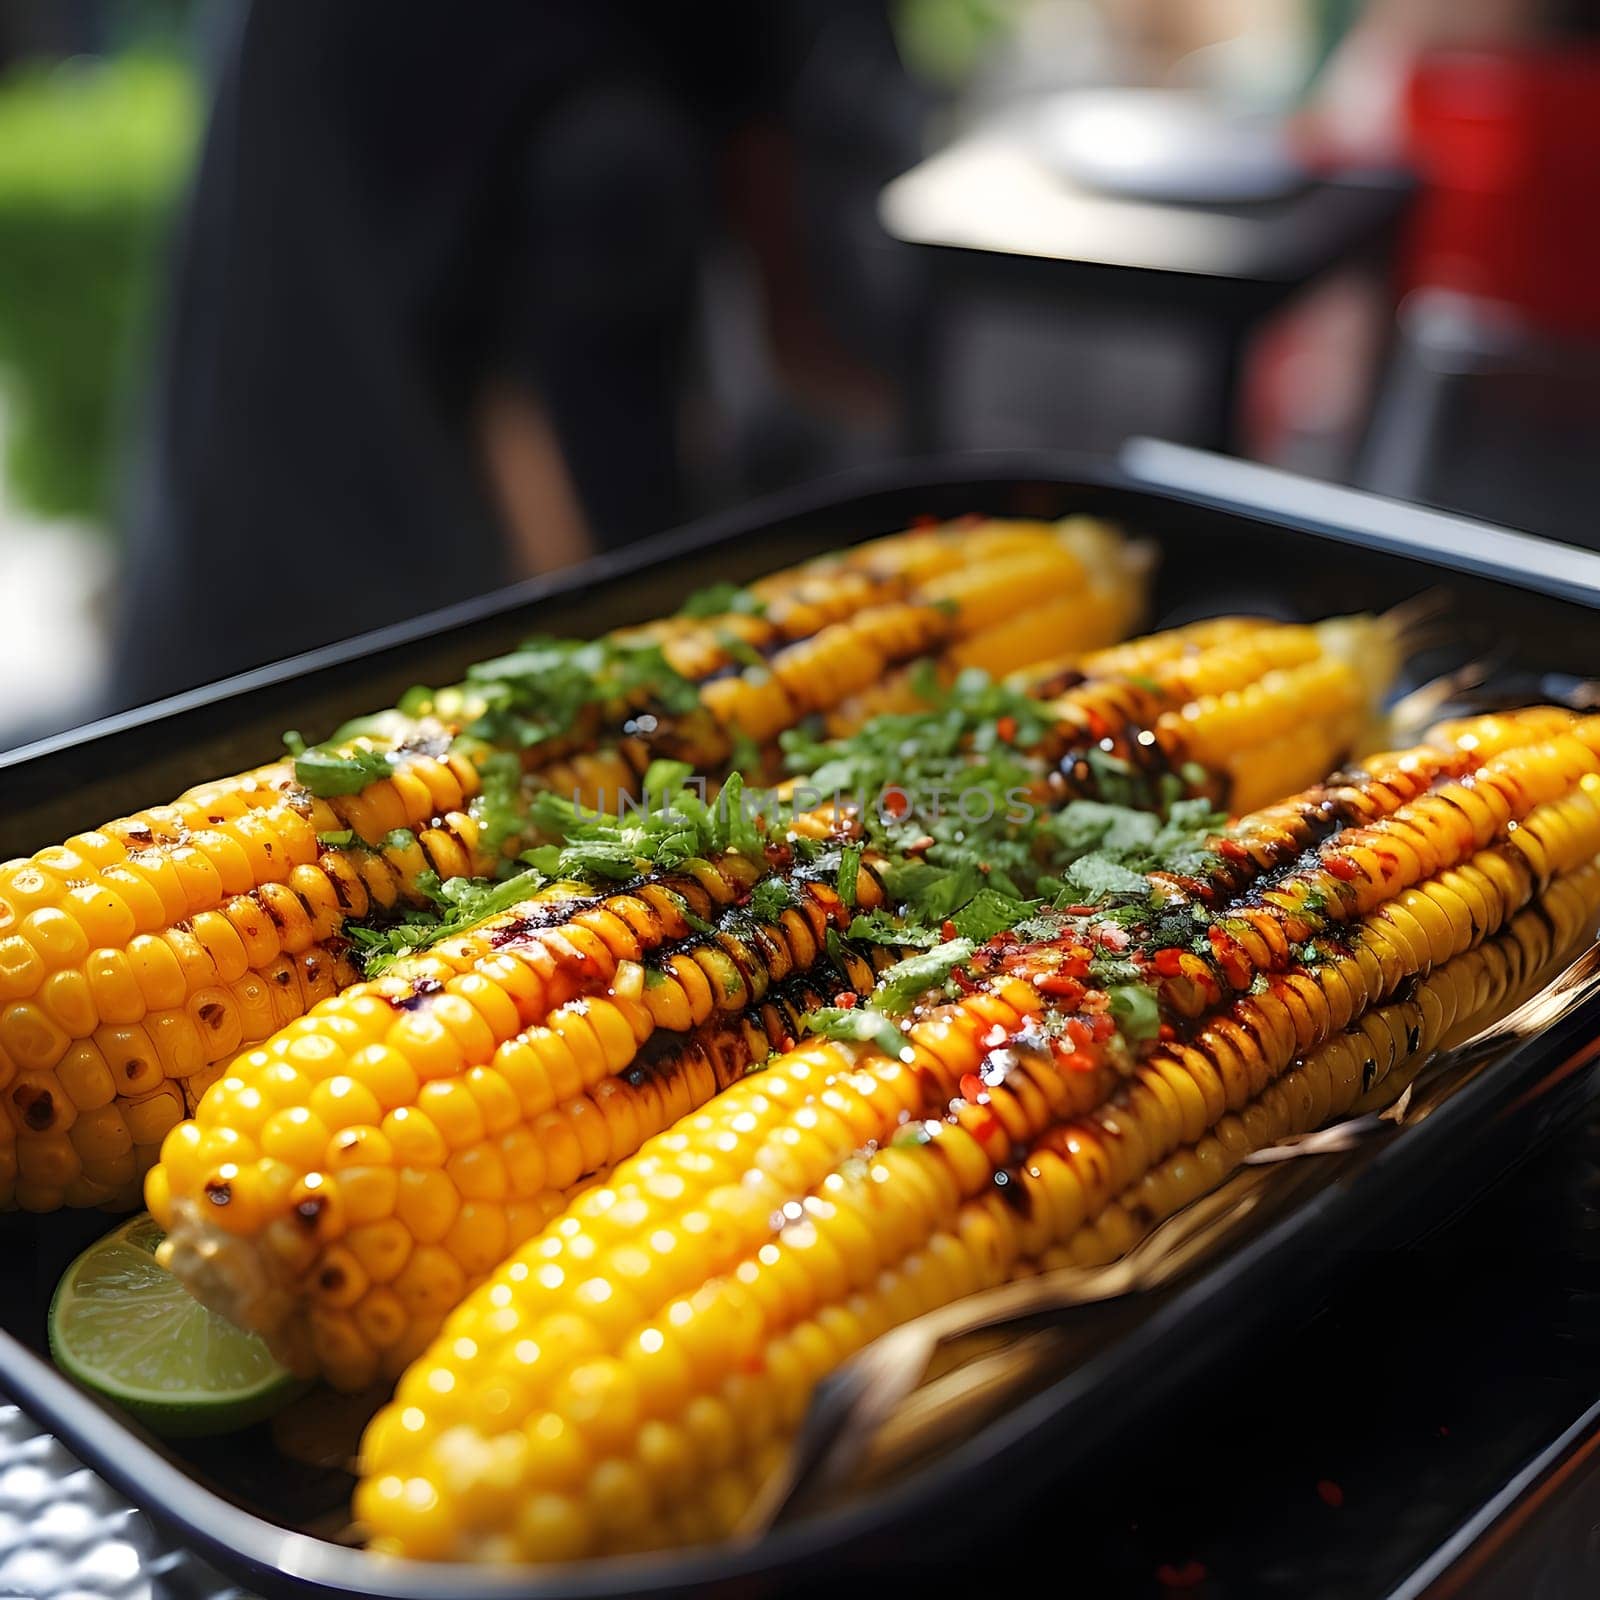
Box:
[6,449,1600,1599]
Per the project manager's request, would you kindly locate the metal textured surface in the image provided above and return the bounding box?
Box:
[0,1403,247,1600]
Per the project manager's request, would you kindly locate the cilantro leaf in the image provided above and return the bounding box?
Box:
[949,888,1036,941]
[802,1005,908,1058]
[679,582,767,619]
[1064,854,1152,901]
[874,939,974,1015]
[293,743,396,799]
[847,908,936,948]
[475,750,526,857]
[1107,983,1162,1044]
[836,842,864,909]
[751,876,801,921]
[463,636,697,750]
[349,865,554,975]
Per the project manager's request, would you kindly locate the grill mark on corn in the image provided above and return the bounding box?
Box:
[1218,755,1479,913]
[1065,867,1600,1260]
[144,613,1441,1368]
[12,1085,55,1132]
[486,893,611,949]
[392,976,445,1011]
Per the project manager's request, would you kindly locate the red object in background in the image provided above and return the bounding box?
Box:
[1403,49,1600,337]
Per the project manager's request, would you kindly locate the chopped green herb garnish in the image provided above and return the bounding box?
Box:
[716,630,768,670]
[463,636,698,750]
[802,1005,907,1058]
[292,743,396,799]
[949,888,1037,941]
[666,889,713,936]
[347,865,555,976]
[1107,983,1161,1043]
[1063,854,1151,901]
[836,842,864,909]
[475,751,526,857]
[847,908,936,948]
[679,582,768,619]
[316,829,354,848]
[751,876,801,922]
[873,939,974,1015]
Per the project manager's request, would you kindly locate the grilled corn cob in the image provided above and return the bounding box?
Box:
[1,518,1144,1213]
[413,515,1146,804]
[146,611,1408,1374]
[351,709,1600,1561]
[1044,856,1600,1271]
[150,862,894,1388]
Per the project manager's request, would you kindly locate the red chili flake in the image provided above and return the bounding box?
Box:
[941,921,958,941]
[1034,974,1084,1002]
[1217,838,1250,862]
[1325,854,1361,882]
[1208,927,1253,990]
[1065,1018,1095,1049]
[1152,947,1185,977]
[1158,1022,1178,1042]
[1316,1479,1344,1508]
[996,714,1018,744]
[959,1073,985,1103]
[1090,1013,1117,1042]
[833,991,858,1010]
[882,789,910,820]
[1155,1560,1208,1589]
[951,966,979,992]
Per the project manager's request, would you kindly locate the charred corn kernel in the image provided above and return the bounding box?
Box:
[151,837,893,1383]
[62,604,1376,1241]
[0,941,357,1213]
[1026,613,1407,817]
[352,713,1600,1560]
[1055,860,1600,1269]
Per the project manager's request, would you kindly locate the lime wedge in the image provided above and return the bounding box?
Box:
[49,1213,304,1438]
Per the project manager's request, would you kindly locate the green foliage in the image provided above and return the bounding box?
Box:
[893,0,1020,84]
[0,55,199,523]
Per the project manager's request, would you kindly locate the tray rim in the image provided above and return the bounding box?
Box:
[11,441,1600,786]
[5,446,1600,1597]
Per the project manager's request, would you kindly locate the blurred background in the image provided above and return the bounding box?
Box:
[1,0,1598,753]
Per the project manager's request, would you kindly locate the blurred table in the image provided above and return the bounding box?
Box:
[880,129,1412,455]
[0,1404,247,1600]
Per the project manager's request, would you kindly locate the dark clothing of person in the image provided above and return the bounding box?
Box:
[113,0,916,707]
